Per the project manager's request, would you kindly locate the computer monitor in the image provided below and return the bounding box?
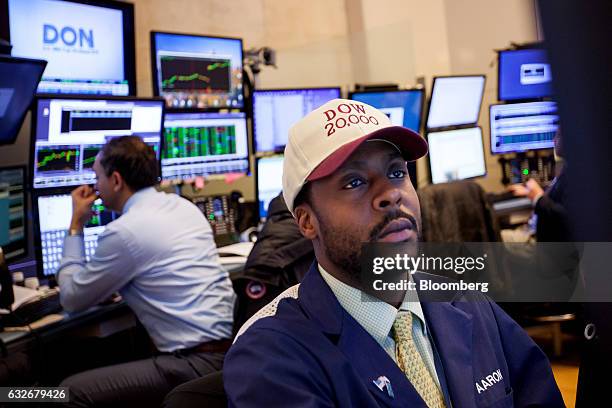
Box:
[34,191,117,277]
[349,89,424,132]
[0,166,27,261]
[256,155,284,220]
[498,48,553,101]
[151,31,244,109]
[426,75,486,129]
[0,56,46,145]
[161,112,249,180]
[427,127,487,184]
[2,0,136,95]
[191,194,239,247]
[31,97,164,189]
[253,87,341,153]
[490,101,558,154]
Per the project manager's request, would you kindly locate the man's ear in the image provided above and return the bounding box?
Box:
[295,204,318,240]
[111,171,124,192]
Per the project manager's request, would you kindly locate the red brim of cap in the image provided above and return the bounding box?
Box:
[307,126,428,182]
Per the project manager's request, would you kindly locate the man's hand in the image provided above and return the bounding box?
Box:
[508,179,545,203]
[70,185,97,231]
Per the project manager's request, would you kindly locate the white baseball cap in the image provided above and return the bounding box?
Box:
[282,98,428,214]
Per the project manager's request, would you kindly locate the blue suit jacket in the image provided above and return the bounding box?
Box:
[224,264,564,407]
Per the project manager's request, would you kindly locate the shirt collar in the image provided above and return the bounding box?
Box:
[318,264,428,347]
[121,186,157,214]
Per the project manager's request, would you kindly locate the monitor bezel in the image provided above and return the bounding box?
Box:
[254,153,284,222]
[159,110,251,181]
[150,30,245,112]
[425,74,487,131]
[30,95,166,190]
[348,87,425,133]
[497,47,553,103]
[0,0,137,97]
[425,125,488,184]
[0,55,47,146]
[489,101,557,155]
[252,86,342,155]
[0,164,29,262]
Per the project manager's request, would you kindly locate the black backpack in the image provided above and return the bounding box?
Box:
[231,193,314,333]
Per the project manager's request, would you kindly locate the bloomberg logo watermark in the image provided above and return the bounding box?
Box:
[43,24,98,54]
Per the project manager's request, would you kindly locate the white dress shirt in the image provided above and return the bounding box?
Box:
[58,187,235,352]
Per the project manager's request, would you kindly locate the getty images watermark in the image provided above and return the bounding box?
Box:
[358,242,612,303]
[371,252,490,293]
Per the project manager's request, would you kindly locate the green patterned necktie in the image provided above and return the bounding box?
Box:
[393,311,446,408]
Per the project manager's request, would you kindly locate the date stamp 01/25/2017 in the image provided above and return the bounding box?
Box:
[0,387,69,403]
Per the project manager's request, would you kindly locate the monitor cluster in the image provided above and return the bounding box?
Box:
[0,0,555,278]
[1,1,255,277]
[491,46,558,154]
[424,76,488,184]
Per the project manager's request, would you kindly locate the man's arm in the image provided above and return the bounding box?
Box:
[57,185,136,312]
[489,301,565,407]
[57,225,136,312]
[224,328,335,408]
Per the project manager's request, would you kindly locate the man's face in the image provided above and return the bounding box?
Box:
[299,140,421,279]
[92,154,117,211]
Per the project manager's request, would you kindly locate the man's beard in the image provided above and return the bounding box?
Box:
[318,209,420,282]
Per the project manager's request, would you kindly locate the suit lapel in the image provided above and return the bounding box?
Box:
[299,265,431,407]
[336,312,429,407]
[297,263,344,337]
[420,299,476,408]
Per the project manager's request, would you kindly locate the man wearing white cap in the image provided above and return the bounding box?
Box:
[224,99,563,407]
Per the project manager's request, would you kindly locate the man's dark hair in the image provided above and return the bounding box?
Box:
[99,136,158,191]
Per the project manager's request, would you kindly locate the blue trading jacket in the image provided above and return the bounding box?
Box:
[224,264,564,407]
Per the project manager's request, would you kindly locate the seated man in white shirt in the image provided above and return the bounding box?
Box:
[57,136,236,407]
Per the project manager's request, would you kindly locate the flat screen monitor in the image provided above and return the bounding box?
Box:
[161,112,249,180]
[426,76,486,129]
[498,48,553,101]
[3,0,136,96]
[151,31,244,109]
[32,97,164,189]
[0,56,46,145]
[253,87,341,153]
[256,155,284,220]
[0,166,27,261]
[427,127,486,184]
[34,192,117,277]
[349,89,423,132]
[490,101,558,154]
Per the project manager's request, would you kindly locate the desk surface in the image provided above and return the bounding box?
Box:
[1,301,133,353]
[1,262,246,350]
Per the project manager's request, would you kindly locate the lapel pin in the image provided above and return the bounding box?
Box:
[373,375,394,398]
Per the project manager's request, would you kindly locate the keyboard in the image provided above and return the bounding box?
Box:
[2,290,62,327]
[41,228,101,276]
[41,230,65,275]
[487,192,533,214]
[492,197,532,213]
